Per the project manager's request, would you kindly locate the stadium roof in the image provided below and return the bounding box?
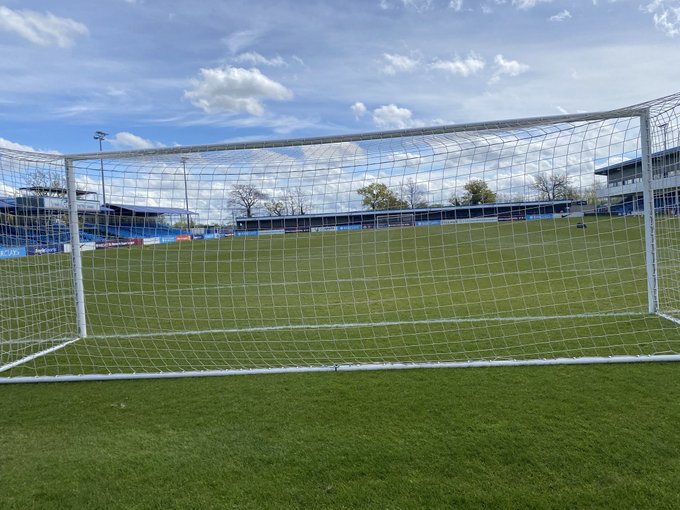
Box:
[107,204,197,216]
[19,186,95,197]
[595,146,680,175]
[237,199,577,222]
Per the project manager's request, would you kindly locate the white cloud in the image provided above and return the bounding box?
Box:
[0,137,37,152]
[512,0,553,9]
[0,6,88,48]
[449,0,464,11]
[184,66,293,116]
[430,53,485,77]
[372,104,422,129]
[234,52,287,67]
[351,102,367,119]
[490,54,529,83]
[381,53,420,75]
[380,0,434,12]
[642,1,680,37]
[108,132,165,150]
[222,30,259,54]
[549,9,571,21]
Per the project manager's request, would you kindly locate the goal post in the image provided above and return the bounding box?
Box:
[2,93,680,382]
[65,158,87,338]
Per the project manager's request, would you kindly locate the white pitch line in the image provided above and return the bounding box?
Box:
[83,311,646,341]
[80,267,634,299]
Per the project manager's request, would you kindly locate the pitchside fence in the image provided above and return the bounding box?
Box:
[1,93,680,382]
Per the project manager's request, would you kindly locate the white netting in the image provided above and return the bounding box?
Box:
[0,150,76,372]
[2,94,680,380]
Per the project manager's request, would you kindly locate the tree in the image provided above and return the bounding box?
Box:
[24,168,66,196]
[283,187,309,215]
[448,194,462,206]
[399,178,428,209]
[357,183,408,210]
[229,184,268,218]
[530,172,578,201]
[264,200,285,216]
[581,180,605,205]
[462,179,496,205]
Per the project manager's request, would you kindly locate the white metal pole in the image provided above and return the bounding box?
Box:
[639,110,658,314]
[181,157,190,232]
[65,158,87,337]
[94,131,107,205]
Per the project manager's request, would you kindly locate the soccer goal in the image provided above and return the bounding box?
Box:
[376,213,415,228]
[2,94,680,382]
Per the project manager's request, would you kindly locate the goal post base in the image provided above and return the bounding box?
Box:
[2,353,679,384]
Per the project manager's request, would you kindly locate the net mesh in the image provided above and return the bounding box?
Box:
[2,94,680,379]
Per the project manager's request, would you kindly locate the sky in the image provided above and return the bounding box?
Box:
[1,0,680,156]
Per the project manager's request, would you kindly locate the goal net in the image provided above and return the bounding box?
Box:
[2,93,680,382]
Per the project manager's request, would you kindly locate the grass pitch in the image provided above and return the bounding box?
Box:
[1,216,680,507]
[1,364,680,509]
[2,216,680,378]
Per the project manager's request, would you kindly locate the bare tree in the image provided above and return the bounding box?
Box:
[24,168,66,196]
[229,184,268,218]
[530,172,578,201]
[581,180,606,205]
[399,178,428,209]
[283,187,309,215]
[264,200,285,216]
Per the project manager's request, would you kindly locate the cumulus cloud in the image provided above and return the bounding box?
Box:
[643,0,680,37]
[108,132,165,150]
[449,0,464,11]
[430,53,485,77]
[351,102,367,119]
[490,54,529,83]
[0,6,88,48]
[549,9,571,21]
[381,53,420,75]
[372,104,422,129]
[184,66,293,116]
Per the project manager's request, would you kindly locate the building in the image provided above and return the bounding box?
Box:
[595,147,680,215]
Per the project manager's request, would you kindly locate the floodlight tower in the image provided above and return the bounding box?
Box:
[181,156,191,232]
[94,131,108,205]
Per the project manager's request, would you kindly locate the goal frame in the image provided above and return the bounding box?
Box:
[2,101,680,383]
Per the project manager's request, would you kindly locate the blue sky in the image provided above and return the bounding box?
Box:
[1,0,680,155]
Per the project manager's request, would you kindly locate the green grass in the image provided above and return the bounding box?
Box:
[1,364,680,509]
[2,217,680,507]
[2,216,680,377]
